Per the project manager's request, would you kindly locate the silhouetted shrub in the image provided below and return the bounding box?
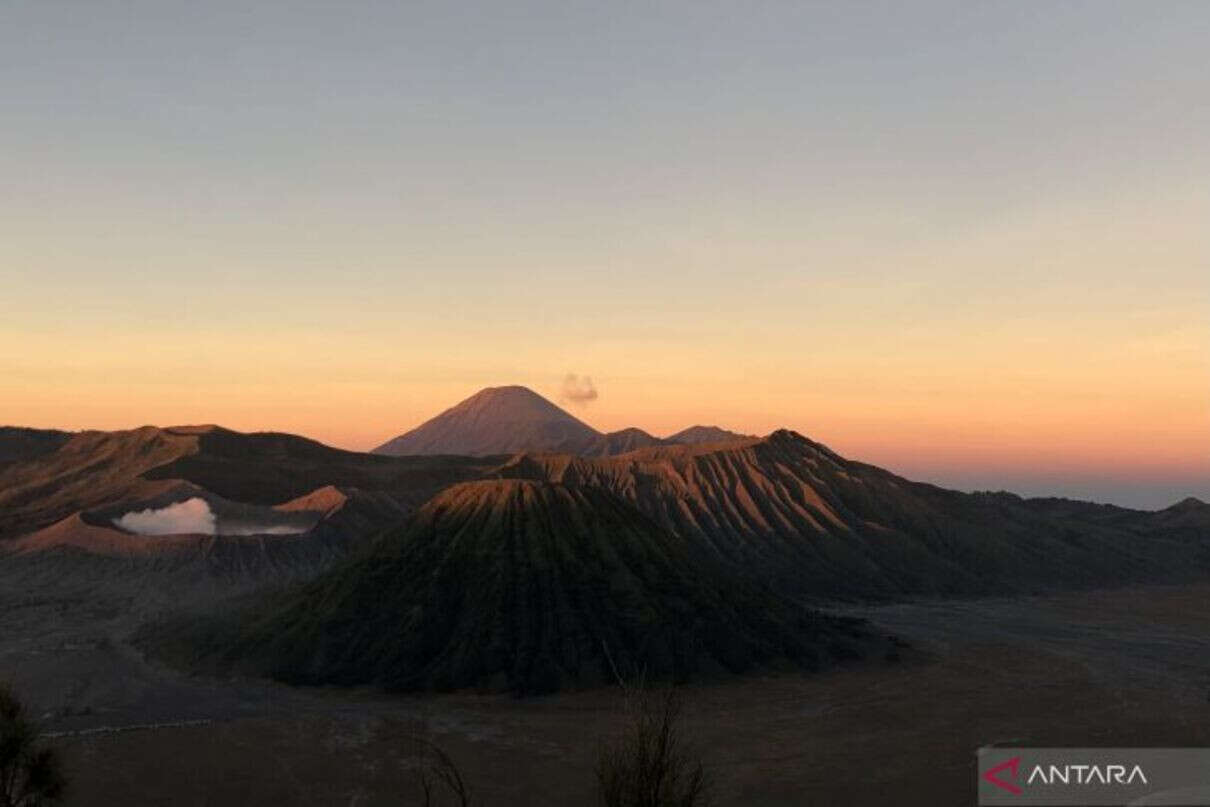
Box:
[596,682,710,807]
[0,683,67,807]
[415,738,471,807]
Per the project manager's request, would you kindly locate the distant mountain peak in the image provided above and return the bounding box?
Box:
[665,424,751,445]
[164,424,225,435]
[464,384,547,402]
[579,427,669,457]
[373,385,602,457]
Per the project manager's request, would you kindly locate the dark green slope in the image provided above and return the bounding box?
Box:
[147,480,878,694]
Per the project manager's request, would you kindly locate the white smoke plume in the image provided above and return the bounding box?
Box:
[113,498,217,536]
[112,497,314,537]
[561,373,599,404]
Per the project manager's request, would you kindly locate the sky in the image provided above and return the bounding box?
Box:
[2,2,1207,508]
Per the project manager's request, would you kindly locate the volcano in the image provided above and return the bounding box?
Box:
[373,385,603,456]
[144,479,880,694]
[493,430,1210,598]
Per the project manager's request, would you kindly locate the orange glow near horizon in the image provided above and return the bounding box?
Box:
[4,308,1207,509]
[2,4,1207,509]
[7,283,1206,489]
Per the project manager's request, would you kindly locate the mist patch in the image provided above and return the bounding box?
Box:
[113,498,217,536]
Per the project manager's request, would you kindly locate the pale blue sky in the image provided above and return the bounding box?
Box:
[2,2,1207,507]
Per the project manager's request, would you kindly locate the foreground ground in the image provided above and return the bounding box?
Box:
[1,566,1207,806]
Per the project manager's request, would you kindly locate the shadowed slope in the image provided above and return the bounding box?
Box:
[0,426,199,541]
[0,426,72,466]
[1146,496,1210,541]
[143,426,493,506]
[144,479,878,694]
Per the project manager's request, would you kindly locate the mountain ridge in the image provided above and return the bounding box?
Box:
[4,415,1207,600]
[491,429,1210,598]
[0,424,495,543]
[665,424,752,445]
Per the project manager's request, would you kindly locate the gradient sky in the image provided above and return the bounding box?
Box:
[2,2,1207,508]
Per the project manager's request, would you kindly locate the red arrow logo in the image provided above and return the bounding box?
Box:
[983,756,1023,795]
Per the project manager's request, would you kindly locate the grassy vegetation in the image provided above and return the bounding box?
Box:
[141,480,878,695]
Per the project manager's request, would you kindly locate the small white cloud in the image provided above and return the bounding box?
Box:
[561,373,599,404]
[113,498,217,536]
